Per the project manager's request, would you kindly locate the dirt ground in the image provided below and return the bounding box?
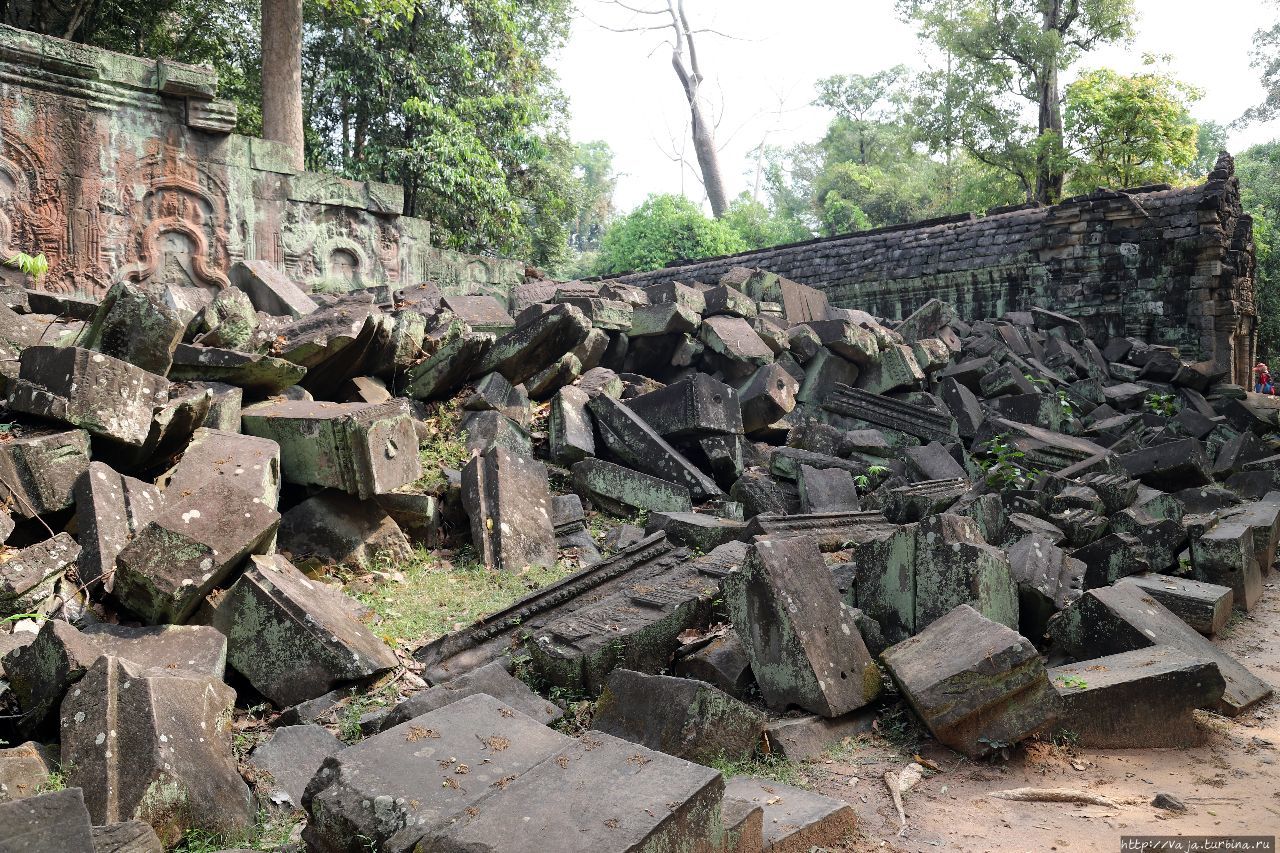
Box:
[811,580,1280,852]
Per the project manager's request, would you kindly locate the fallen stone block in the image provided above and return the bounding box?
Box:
[883,604,1058,758]
[628,301,700,337]
[91,820,164,853]
[529,543,742,694]
[806,319,879,366]
[404,321,494,400]
[81,281,184,375]
[762,709,875,762]
[248,725,344,808]
[0,741,55,803]
[857,343,925,395]
[8,347,168,447]
[441,294,515,335]
[168,343,306,394]
[416,730,726,853]
[670,630,754,699]
[463,446,556,572]
[0,531,78,620]
[1190,518,1261,611]
[627,374,743,438]
[797,465,860,513]
[303,693,572,853]
[1046,645,1224,748]
[279,489,411,569]
[573,458,691,512]
[1072,531,1150,589]
[1116,574,1233,636]
[0,428,90,519]
[1118,438,1213,490]
[461,409,533,457]
[739,363,799,436]
[241,399,421,499]
[113,486,280,624]
[593,668,764,763]
[211,554,398,706]
[725,538,880,717]
[821,384,957,446]
[0,788,94,853]
[589,394,723,501]
[795,348,860,406]
[229,260,319,318]
[645,511,746,551]
[1048,584,1272,716]
[380,661,563,731]
[469,303,592,386]
[159,427,281,508]
[550,493,601,564]
[700,315,774,380]
[548,385,595,466]
[1220,493,1280,576]
[463,372,531,428]
[1007,534,1085,640]
[722,776,857,853]
[746,509,894,551]
[60,656,253,845]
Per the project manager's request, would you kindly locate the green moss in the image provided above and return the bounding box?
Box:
[706,752,813,789]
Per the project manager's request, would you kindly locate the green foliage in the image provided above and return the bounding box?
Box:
[1144,393,1179,417]
[414,398,469,493]
[568,141,618,255]
[1235,141,1280,362]
[1055,675,1089,690]
[4,253,49,280]
[707,752,812,789]
[720,194,811,250]
[899,0,1136,202]
[975,433,1039,489]
[1064,63,1202,194]
[172,810,301,852]
[594,194,748,275]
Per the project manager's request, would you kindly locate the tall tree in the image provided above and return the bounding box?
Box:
[594,0,732,217]
[594,194,745,274]
[899,0,1134,203]
[261,0,304,168]
[1063,64,1201,194]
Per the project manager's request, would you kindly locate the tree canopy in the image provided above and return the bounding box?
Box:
[594,194,747,275]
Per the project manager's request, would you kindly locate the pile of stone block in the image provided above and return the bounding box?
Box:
[0,262,1276,851]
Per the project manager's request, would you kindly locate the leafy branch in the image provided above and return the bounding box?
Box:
[5,253,49,281]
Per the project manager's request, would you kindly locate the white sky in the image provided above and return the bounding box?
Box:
[556,0,1280,213]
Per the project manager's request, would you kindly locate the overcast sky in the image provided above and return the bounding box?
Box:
[556,0,1280,213]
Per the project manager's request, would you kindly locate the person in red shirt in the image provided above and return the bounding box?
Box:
[1255,362,1273,394]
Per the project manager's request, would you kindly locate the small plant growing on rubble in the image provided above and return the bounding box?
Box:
[1057,390,1075,417]
[4,252,48,280]
[1145,393,1179,417]
[975,434,1036,489]
[1055,675,1088,690]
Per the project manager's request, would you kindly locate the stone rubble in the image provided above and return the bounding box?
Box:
[0,257,1275,852]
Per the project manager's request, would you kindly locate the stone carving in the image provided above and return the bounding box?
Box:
[0,24,523,301]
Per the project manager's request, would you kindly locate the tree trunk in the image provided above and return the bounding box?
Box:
[262,0,304,170]
[1034,0,1065,204]
[686,86,728,217]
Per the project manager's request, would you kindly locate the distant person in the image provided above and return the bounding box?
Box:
[1255,362,1273,395]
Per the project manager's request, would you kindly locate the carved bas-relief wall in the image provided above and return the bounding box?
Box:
[620,156,1258,383]
[0,25,523,301]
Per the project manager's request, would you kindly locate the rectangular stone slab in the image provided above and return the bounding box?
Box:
[8,346,168,447]
[626,373,744,438]
[572,458,693,515]
[468,303,592,386]
[113,487,280,624]
[302,694,572,853]
[60,656,253,845]
[0,428,90,519]
[1047,645,1225,748]
[723,775,857,853]
[241,399,421,499]
[1048,583,1273,716]
[1116,573,1233,635]
[0,788,95,853]
[422,731,726,853]
[588,394,723,501]
[462,446,557,572]
[548,386,595,466]
[211,555,399,707]
[159,428,281,508]
[414,533,684,683]
[882,604,1058,758]
[725,537,880,717]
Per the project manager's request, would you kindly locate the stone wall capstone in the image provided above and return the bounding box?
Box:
[0,25,523,303]
[619,160,1257,382]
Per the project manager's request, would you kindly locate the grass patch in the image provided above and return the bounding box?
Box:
[172,810,301,852]
[354,546,577,649]
[415,398,470,492]
[707,752,813,789]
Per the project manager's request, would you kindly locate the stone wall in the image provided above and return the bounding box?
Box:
[0,25,523,303]
[620,158,1257,382]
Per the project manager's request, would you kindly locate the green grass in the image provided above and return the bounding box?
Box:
[414,398,470,492]
[172,810,301,852]
[706,751,813,789]
[354,546,578,649]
